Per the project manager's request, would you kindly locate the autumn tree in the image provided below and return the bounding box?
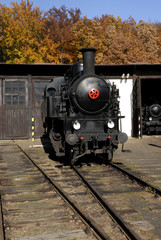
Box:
[0,1,161,64]
[45,5,81,63]
[154,22,161,58]
[135,21,160,63]
[0,0,59,63]
[94,15,161,64]
[70,17,103,63]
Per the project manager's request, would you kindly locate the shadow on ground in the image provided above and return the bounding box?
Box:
[40,136,110,167]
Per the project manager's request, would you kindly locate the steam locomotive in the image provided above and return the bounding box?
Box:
[42,48,128,165]
[142,104,161,134]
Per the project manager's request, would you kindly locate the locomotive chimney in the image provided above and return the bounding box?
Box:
[80,47,96,75]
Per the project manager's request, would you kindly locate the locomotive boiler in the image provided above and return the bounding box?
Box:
[42,48,128,164]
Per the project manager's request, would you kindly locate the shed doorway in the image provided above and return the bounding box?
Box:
[141,78,161,135]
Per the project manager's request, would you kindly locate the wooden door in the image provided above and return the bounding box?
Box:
[3,79,29,139]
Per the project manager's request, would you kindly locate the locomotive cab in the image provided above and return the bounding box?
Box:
[42,47,128,165]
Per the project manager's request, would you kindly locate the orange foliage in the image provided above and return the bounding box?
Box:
[0,1,161,64]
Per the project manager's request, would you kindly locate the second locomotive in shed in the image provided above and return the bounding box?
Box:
[42,48,127,165]
[142,104,161,134]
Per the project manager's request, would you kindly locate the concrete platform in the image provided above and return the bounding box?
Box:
[113,135,161,189]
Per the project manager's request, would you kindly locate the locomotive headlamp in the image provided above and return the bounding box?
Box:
[107,120,115,129]
[73,120,81,130]
[149,117,152,121]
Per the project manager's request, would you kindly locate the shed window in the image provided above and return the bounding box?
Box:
[5,81,26,106]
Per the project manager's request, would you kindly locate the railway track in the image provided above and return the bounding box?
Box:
[109,161,161,196]
[74,161,161,240]
[16,143,128,240]
[1,140,161,239]
[0,143,94,240]
[15,142,161,239]
[0,194,5,240]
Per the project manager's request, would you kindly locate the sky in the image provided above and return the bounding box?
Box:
[1,0,161,23]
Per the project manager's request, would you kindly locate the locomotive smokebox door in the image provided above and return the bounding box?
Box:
[72,76,110,114]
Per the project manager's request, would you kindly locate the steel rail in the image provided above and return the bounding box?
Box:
[15,143,110,240]
[110,162,161,196]
[73,165,142,240]
[0,194,5,240]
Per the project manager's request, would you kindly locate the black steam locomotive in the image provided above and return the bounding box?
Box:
[142,104,161,134]
[42,48,127,164]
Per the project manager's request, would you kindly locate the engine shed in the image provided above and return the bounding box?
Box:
[0,62,161,140]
